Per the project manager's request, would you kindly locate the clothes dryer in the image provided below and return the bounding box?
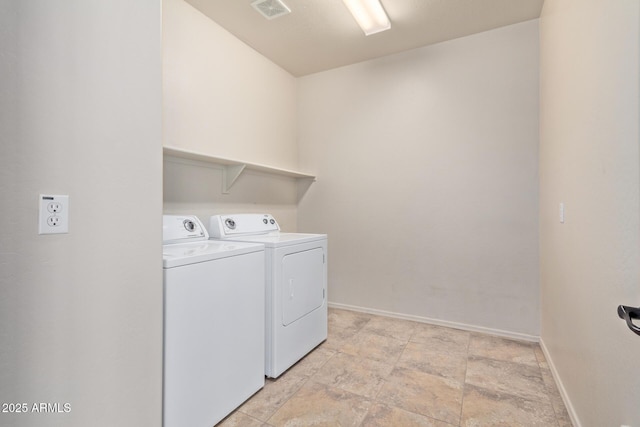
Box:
[209,214,327,378]
[162,215,265,427]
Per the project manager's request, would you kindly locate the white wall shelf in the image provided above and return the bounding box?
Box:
[163,146,316,193]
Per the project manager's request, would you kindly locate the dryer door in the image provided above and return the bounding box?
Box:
[281,247,325,326]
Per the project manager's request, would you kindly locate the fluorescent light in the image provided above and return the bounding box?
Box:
[342,0,391,36]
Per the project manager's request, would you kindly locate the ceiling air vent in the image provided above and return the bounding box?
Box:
[251,0,291,20]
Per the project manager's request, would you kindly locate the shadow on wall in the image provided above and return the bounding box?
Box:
[163,157,299,231]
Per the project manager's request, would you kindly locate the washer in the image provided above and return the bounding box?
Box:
[209,213,327,378]
[162,215,265,427]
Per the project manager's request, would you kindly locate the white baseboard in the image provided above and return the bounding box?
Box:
[539,338,580,427]
[328,301,539,343]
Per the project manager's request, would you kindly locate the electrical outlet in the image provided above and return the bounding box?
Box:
[46,216,60,227]
[47,202,62,213]
[39,194,69,234]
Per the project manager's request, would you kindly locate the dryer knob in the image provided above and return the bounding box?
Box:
[263,218,268,224]
[225,218,236,230]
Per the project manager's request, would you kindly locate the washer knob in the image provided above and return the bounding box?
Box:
[225,218,236,230]
[270,219,275,224]
[183,219,196,232]
[263,218,268,224]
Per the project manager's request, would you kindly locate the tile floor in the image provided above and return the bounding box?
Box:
[219,308,573,427]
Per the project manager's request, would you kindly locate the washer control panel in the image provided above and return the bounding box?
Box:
[209,214,280,239]
[163,215,208,244]
[183,219,197,232]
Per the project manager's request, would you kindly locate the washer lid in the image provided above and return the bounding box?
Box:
[162,241,264,268]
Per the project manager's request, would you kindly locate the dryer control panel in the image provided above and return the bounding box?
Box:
[209,214,280,239]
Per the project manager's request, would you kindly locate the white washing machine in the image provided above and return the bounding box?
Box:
[162,215,265,427]
[209,214,327,378]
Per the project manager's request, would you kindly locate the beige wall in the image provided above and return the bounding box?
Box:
[162,0,299,230]
[0,1,163,426]
[539,0,640,425]
[298,20,540,338]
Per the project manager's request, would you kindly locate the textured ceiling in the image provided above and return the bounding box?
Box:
[185,0,544,77]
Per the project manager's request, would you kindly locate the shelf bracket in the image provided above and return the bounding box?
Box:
[222,164,246,194]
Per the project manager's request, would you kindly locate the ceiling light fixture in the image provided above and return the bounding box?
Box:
[342,0,391,36]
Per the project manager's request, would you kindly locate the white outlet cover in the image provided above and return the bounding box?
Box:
[39,194,69,234]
